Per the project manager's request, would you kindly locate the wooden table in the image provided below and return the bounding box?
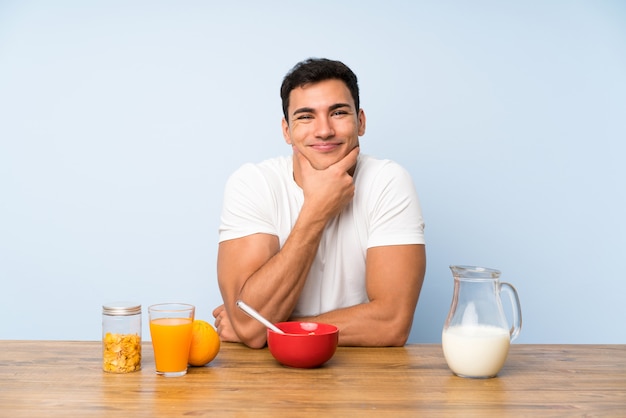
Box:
[0,341,624,417]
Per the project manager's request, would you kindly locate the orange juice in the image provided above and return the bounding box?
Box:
[150,317,193,373]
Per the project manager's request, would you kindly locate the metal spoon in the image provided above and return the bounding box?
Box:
[236,300,286,334]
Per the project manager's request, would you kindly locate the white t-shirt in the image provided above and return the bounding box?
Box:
[219,154,425,317]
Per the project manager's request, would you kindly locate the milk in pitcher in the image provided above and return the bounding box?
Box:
[442,324,510,378]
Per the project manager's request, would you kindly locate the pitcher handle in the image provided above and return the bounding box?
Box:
[500,282,522,342]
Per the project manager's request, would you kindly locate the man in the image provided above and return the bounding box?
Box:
[213,58,426,348]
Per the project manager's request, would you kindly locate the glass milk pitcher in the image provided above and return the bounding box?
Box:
[442,265,522,378]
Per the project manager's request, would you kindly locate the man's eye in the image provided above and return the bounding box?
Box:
[296,115,313,120]
[332,110,348,117]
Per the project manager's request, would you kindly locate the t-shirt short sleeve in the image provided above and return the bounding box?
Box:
[218,163,278,242]
[363,160,425,248]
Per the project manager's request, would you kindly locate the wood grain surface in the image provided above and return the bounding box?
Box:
[0,341,624,417]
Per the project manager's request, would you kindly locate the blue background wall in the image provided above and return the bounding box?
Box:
[1,1,625,343]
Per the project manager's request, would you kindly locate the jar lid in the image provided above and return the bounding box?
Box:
[103,301,142,316]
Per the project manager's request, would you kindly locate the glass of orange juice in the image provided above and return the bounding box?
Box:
[148,303,195,377]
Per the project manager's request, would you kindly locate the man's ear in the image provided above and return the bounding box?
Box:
[357,109,367,136]
[282,118,292,145]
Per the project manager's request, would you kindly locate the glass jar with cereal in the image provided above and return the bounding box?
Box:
[102,302,142,373]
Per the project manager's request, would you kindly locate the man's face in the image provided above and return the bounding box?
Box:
[282,79,366,171]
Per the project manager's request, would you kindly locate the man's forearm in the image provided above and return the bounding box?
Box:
[240,222,322,318]
[292,300,414,347]
[291,244,426,347]
[232,207,331,345]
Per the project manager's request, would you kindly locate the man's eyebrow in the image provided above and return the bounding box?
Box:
[292,103,352,117]
[292,107,315,116]
[329,103,352,111]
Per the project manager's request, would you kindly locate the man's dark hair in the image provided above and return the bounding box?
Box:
[280,58,360,122]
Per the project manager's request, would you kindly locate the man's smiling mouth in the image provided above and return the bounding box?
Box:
[310,143,342,152]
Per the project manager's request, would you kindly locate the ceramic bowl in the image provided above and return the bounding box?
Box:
[267,322,339,368]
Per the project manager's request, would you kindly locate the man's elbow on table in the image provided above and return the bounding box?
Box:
[386,327,411,347]
[385,312,415,347]
[372,322,411,347]
[342,316,412,347]
[243,336,268,349]
[235,325,269,349]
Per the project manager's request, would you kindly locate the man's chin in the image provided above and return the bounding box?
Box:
[309,160,336,171]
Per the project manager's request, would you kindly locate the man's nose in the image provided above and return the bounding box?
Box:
[314,116,335,139]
